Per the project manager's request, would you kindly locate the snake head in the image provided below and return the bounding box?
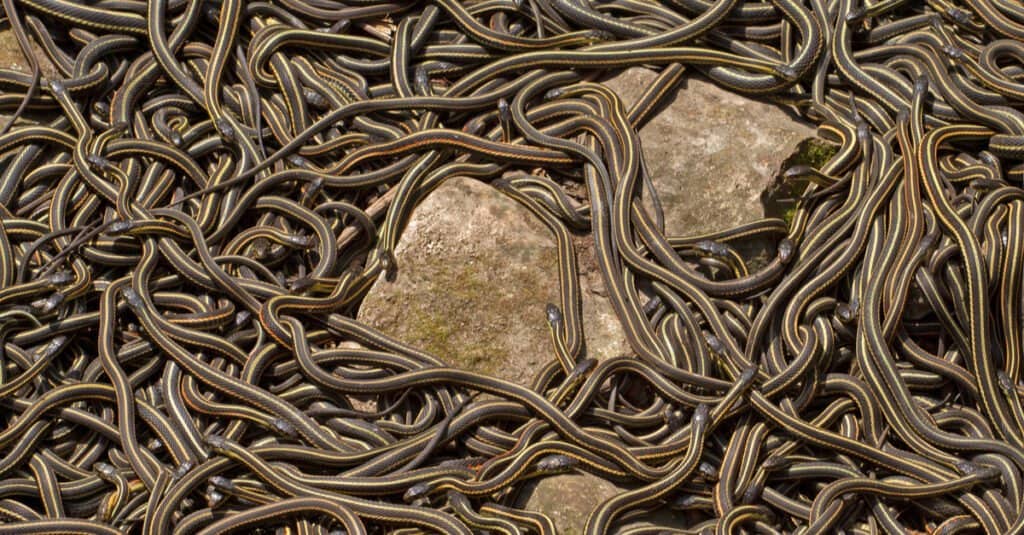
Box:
[108,220,137,234]
[997,370,1015,393]
[146,438,163,451]
[569,358,597,380]
[86,154,114,172]
[497,98,511,120]
[783,164,814,180]
[286,234,314,249]
[535,454,577,474]
[698,461,718,481]
[954,457,987,475]
[205,488,225,508]
[168,130,184,147]
[762,455,790,471]
[695,240,729,257]
[545,303,563,326]
[173,461,195,480]
[703,333,725,354]
[844,6,867,24]
[855,121,871,145]
[271,418,298,438]
[32,292,65,314]
[663,406,685,431]
[738,365,758,388]
[946,6,971,24]
[48,79,67,97]
[777,239,795,264]
[587,29,615,42]
[913,76,929,97]
[955,460,995,479]
[380,249,398,282]
[544,87,565,101]
[741,480,764,503]
[287,154,310,168]
[672,495,704,510]
[491,178,514,192]
[34,336,66,361]
[204,434,230,453]
[835,300,858,323]
[209,476,235,492]
[772,64,798,82]
[942,45,965,61]
[47,270,74,286]
[403,482,432,502]
[692,403,710,426]
[93,462,118,481]
[234,310,252,327]
[122,288,145,311]
[414,68,432,95]
[215,117,235,143]
[446,490,471,508]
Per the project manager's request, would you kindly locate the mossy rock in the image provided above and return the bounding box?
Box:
[761,137,840,226]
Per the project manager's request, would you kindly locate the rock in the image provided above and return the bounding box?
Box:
[0,29,61,130]
[0,29,60,79]
[517,472,691,534]
[602,67,815,238]
[518,473,619,534]
[357,176,631,386]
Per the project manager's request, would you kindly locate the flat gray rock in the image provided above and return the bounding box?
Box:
[604,67,815,238]
[357,176,631,386]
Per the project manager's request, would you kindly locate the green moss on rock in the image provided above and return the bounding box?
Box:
[762,137,840,225]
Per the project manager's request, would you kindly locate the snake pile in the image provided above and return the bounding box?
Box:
[4,0,1024,533]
